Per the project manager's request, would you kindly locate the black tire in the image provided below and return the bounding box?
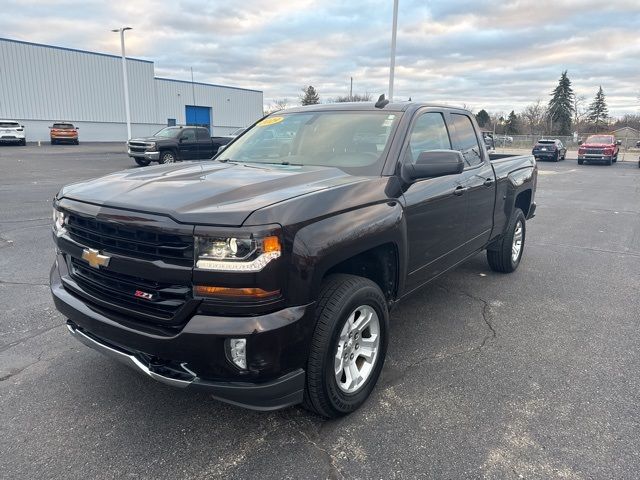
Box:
[74,139,79,145]
[50,140,54,145]
[303,274,389,418]
[605,157,612,166]
[554,152,559,162]
[487,208,526,273]
[134,157,151,167]
[578,158,584,165]
[159,150,177,164]
[612,153,617,163]
[20,139,26,146]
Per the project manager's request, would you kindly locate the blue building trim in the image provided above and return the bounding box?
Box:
[154,77,262,94]
[0,37,153,64]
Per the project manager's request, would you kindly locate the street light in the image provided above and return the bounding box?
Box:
[388,0,399,102]
[112,27,132,141]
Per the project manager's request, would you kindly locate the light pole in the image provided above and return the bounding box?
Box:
[112,27,132,141]
[388,0,398,102]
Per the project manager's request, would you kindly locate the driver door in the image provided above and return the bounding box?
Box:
[402,110,468,293]
[179,128,197,160]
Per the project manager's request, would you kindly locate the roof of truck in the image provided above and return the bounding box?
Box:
[281,102,471,114]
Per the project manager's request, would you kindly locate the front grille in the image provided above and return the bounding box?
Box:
[128,141,152,153]
[69,257,191,321]
[65,212,193,264]
[585,148,604,155]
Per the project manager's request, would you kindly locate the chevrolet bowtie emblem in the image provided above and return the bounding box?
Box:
[81,248,111,269]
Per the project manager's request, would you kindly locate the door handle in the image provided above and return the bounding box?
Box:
[453,186,467,196]
[483,178,494,187]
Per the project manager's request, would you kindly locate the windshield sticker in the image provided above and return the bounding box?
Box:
[257,116,284,127]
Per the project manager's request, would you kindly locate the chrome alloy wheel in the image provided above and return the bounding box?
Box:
[512,220,523,263]
[162,152,175,164]
[334,305,380,394]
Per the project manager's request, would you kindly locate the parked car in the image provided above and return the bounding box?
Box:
[0,120,26,145]
[51,102,537,418]
[578,134,620,165]
[127,126,219,166]
[50,122,79,145]
[494,134,513,144]
[532,139,566,162]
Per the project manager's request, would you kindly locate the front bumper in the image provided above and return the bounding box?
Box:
[51,260,312,411]
[128,150,160,161]
[578,154,613,161]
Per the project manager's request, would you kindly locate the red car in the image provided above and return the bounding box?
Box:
[577,134,620,166]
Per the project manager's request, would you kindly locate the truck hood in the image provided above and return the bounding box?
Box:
[128,136,164,143]
[59,161,365,226]
[581,143,614,148]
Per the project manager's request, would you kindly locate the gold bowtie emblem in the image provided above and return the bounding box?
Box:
[81,248,111,269]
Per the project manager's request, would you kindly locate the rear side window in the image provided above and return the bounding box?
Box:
[404,112,451,164]
[449,114,482,167]
[0,122,20,128]
[196,128,209,141]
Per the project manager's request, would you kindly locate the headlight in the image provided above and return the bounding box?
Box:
[195,235,281,272]
[52,208,67,236]
[147,142,157,151]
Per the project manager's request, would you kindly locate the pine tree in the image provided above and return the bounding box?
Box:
[300,86,320,105]
[587,86,609,132]
[548,71,575,135]
[475,109,490,128]
[505,110,519,135]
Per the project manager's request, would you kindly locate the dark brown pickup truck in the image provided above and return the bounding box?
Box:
[51,101,537,417]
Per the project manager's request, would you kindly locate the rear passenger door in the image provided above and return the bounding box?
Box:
[402,110,469,292]
[447,113,495,254]
[179,128,197,160]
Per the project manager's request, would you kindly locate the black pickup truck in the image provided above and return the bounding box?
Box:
[51,102,537,418]
[127,126,219,166]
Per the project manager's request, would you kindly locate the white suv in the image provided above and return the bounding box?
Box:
[0,120,26,146]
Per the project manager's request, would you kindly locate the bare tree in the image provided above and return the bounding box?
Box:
[573,95,587,129]
[521,100,545,135]
[265,98,289,114]
[333,93,372,102]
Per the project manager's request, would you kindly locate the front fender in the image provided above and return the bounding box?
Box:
[287,201,406,305]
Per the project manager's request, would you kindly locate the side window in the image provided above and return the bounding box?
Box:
[181,129,196,142]
[196,128,209,141]
[449,113,482,167]
[404,112,451,164]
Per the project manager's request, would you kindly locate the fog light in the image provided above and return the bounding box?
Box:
[228,338,247,369]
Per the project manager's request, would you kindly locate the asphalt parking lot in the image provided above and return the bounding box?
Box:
[1,143,639,479]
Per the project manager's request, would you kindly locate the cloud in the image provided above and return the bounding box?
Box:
[1,0,639,115]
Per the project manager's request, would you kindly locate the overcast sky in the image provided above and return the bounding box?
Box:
[2,0,639,116]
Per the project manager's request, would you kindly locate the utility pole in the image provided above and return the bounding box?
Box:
[112,27,132,141]
[388,0,398,102]
[350,77,353,101]
[190,67,196,106]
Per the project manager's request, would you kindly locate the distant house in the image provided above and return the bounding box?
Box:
[613,127,640,139]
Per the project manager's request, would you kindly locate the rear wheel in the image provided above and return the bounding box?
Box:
[487,208,526,273]
[554,152,559,162]
[303,274,388,418]
[20,139,26,146]
[159,150,177,164]
[134,157,151,167]
[74,139,79,145]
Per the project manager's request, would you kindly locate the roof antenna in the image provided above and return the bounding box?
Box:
[375,94,389,109]
[408,97,412,101]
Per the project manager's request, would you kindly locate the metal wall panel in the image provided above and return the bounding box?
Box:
[0,38,264,140]
[154,79,264,135]
[0,38,157,123]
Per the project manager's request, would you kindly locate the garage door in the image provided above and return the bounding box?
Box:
[185,105,211,131]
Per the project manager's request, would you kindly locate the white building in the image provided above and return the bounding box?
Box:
[0,37,263,142]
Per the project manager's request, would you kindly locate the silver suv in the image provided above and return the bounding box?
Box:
[0,120,26,146]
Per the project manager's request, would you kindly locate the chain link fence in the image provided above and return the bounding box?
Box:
[493,134,640,151]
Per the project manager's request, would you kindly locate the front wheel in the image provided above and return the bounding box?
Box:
[606,157,612,166]
[134,157,151,167]
[159,150,177,164]
[578,158,584,165]
[487,208,526,273]
[303,274,388,418]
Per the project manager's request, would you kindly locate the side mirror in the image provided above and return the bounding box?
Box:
[402,150,465,182]
[179,137,185,143]
[217,144,227,153]
[578,140,583,145]
[616,140,622,145]
[76,126,80,130]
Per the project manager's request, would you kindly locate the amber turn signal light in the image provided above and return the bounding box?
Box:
[194,285,280,299]
[262,235,281,253]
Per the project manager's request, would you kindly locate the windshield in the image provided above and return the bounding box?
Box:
[154,127,182,138]
[586,135,613,144]
[52,123,74,129]
[219,111,401,176]
[0,122,19,128]
[230,128,245,136]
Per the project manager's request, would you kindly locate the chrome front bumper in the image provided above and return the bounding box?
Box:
[128,150,160,161]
